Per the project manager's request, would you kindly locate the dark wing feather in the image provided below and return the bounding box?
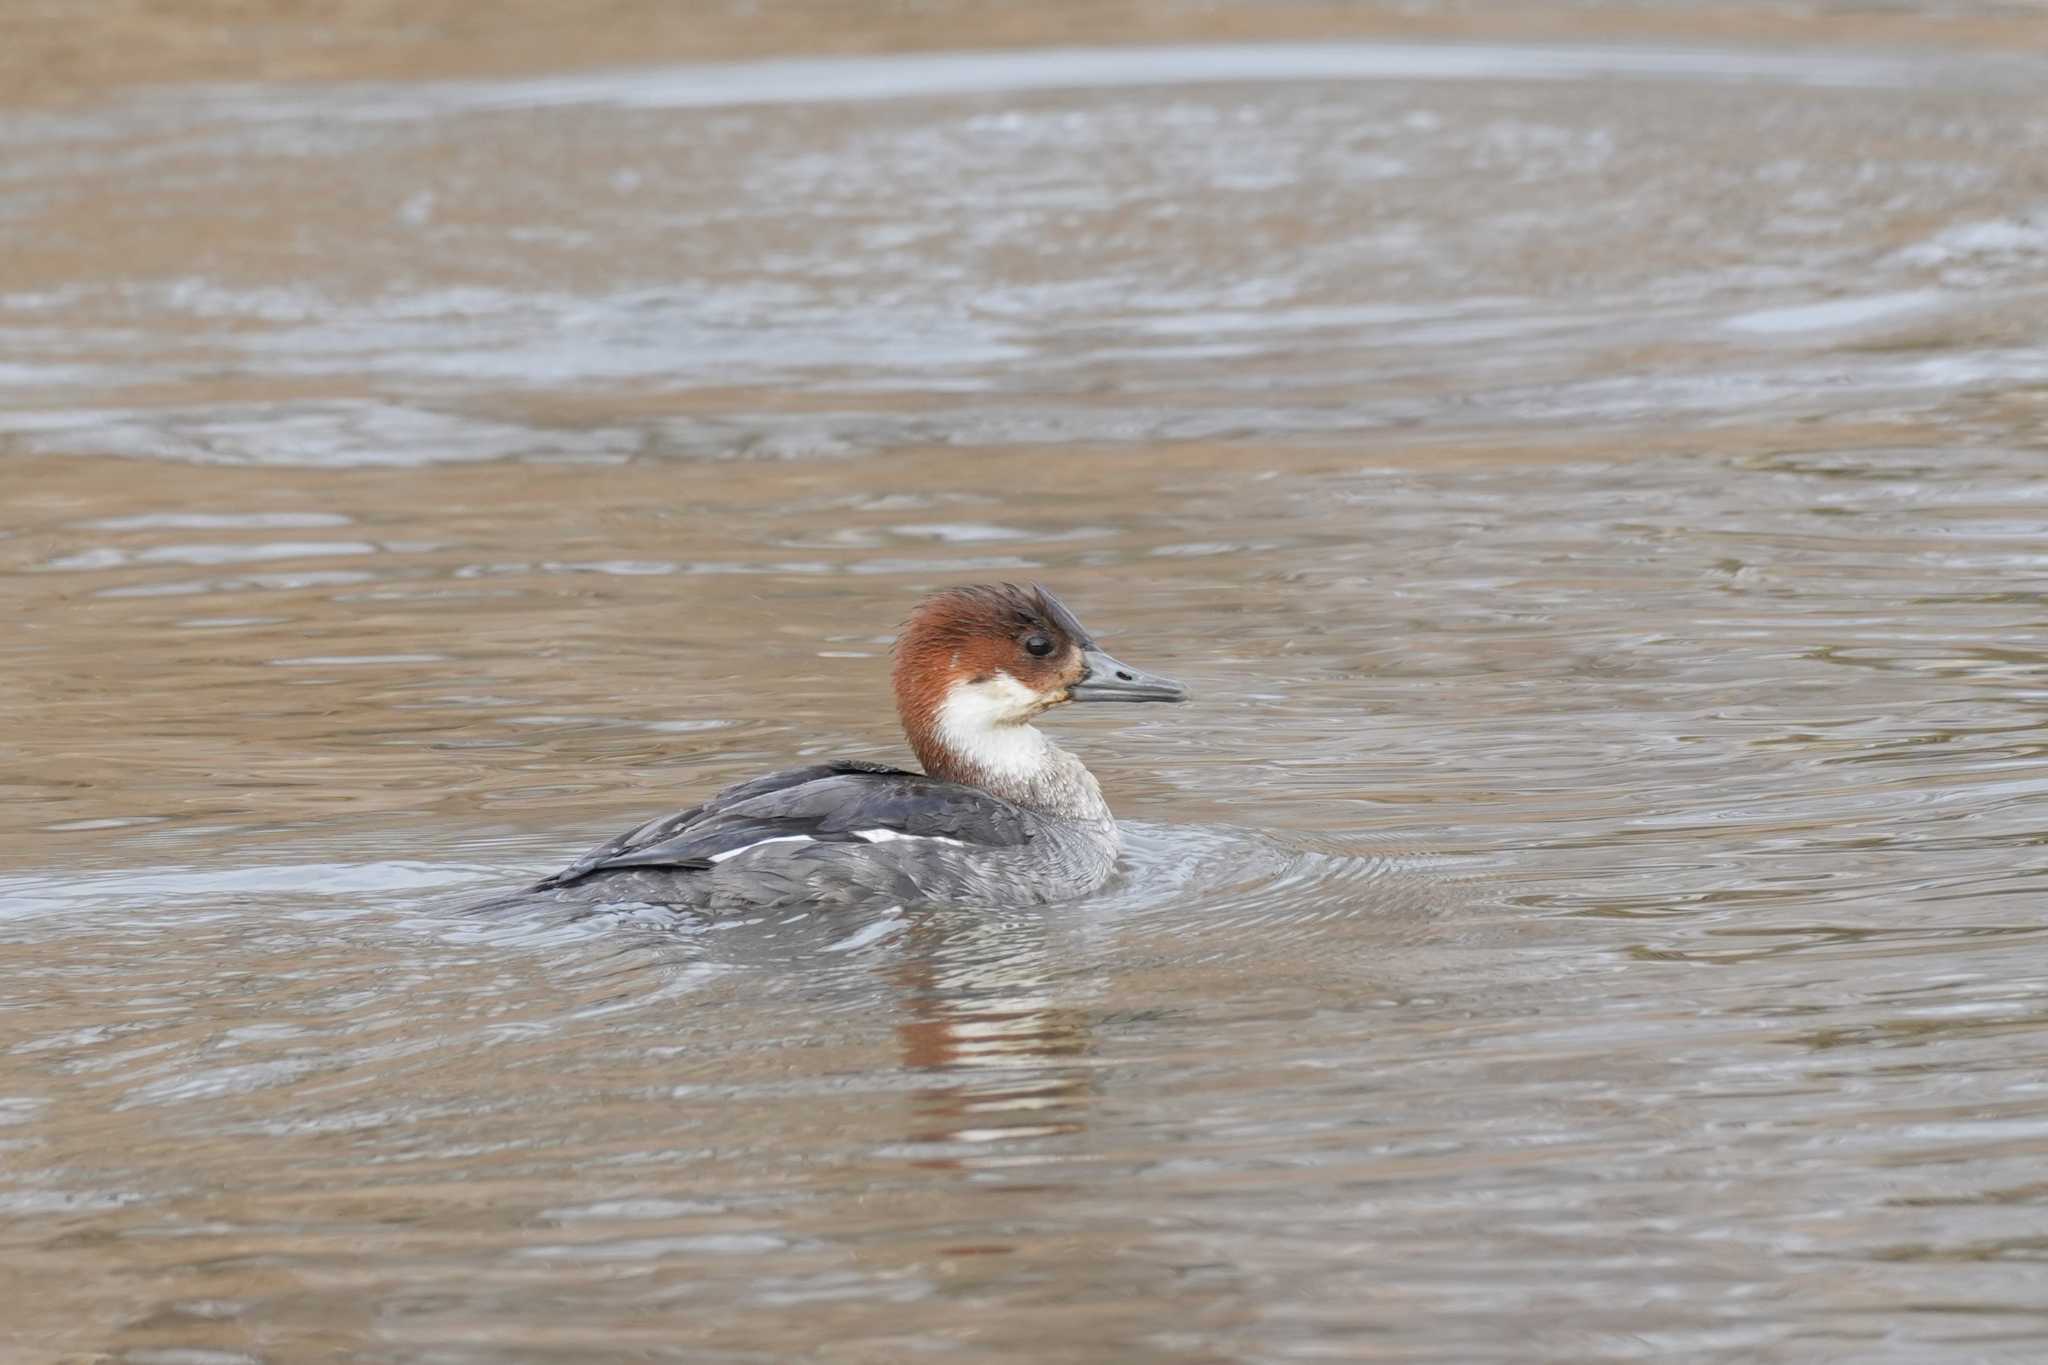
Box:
[534,760,1029,890]
[537,761,907,887]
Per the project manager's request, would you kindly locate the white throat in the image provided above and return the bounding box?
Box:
[934,673,1056,783]
[929,672,1111,825]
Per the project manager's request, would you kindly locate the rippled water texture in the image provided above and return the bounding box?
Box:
[5,9,2048,1362]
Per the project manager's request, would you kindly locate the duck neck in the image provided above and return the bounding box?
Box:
[906,699,1112,827]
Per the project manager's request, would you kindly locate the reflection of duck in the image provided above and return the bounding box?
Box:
[483,584,1187,913]
[891,912,1096,1156]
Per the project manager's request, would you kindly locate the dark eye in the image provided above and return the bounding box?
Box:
[1023,633,1055,657]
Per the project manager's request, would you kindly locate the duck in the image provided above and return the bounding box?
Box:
[481,582,1187,913]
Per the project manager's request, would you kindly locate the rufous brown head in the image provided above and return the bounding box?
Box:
[891,583,1186,781]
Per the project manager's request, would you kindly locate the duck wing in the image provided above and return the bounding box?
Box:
[534,760,1031,890]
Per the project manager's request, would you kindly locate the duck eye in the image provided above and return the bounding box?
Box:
[1023,633,1055,657]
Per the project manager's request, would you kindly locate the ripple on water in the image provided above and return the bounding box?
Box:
[4,44,2045,465]
[4,27,2048,1362]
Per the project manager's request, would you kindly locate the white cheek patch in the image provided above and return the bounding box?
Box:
[947,672,1042,725]
[707,835,816,864]
[854,828,966,848]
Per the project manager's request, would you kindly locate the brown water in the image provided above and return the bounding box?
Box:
[5,6,2048,1361]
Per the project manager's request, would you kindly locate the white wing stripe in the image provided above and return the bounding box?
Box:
[706,835,817,864]
[854,828,967,847]
[705,830,972,864]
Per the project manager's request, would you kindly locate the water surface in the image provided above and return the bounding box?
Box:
[4,19,2048,1364]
